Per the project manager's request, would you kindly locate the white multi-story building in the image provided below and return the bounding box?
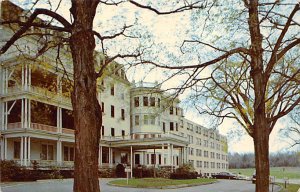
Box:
[0,0,228,177]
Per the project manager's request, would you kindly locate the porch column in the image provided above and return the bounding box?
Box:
[24,99,28,128]
[5,68,8,94]
[28,99,31,128]
[167,143,171,165]
[170,144,173,167]
[161,144,164,165]
[5,102,8,130]
[57,107,62,133]
[25,64,28,91]
[21,64,24,90]
[21,99,24,128]
[4,137,7,159]
[56,140,62,165]
[24,136,27,166]
[0,138,4,160]
[1,102,5,130]
[28,137,31,164]
[141,151,145,165]
[185,146,188,163]
[28,64,31,91]
[20,137,24,165]
[108,147,111,165]
[99,146,102,166]
[130,146,133,178]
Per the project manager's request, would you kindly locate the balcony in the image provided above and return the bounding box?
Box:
[6,122,75,135]
[4,85,71,106]
[102,131,188,143]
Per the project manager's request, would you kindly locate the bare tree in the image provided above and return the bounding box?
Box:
[282,108,300,147]
[0,1,206,191]
[132,1,300,192]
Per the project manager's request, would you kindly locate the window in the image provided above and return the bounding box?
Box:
[144,115,148,125]
[122,130,125,136]
[170,107,173,115]
[151,154,155,164]
[64,146,74,161]
[110,84,114,95]
[170,122,174,131]
[158,98,160,107]
[163,122,166,132]
[111,105,114,118]
[150,115,155,125]
[111,128,115,137]
[143,96,148,106]
[121,109,125,120]
[101,102,104,113]
[135,115,139,126]
[176,108,178,115]
[101,126,104,136]
[41,144,54,160]
[14,141,20,159]
[150,97,155,107]
[134,97,139,107]
[176,123,178,131]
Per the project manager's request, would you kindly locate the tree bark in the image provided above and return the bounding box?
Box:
[253,119,270,192]
[248,1,270,192]
[69,1,101,192]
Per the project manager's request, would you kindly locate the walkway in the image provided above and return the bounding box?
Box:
[1,179,281,192]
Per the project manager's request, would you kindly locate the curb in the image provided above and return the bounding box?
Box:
[107,180,218,189]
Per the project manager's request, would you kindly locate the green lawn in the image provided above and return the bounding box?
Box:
[230,167,300,179]
[109,178,216,188]
[277,183,300,192]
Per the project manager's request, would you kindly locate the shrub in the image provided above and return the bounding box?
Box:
[133,166,155,178]
[170,172,198,179]
[0,160,22,181]
[170,163,197,180]
[115,164,125,178]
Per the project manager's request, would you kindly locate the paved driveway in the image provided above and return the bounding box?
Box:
[1,179,281,192]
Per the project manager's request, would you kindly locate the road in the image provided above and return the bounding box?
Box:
[0,179,281,192]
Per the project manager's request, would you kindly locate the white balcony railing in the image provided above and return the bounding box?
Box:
[102,132,188,143]
[6,122,75,135]
[6,85,71,105]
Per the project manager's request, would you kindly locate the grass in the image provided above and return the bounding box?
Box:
[230,167,300,179]
[109,178,216,188]
[277,183,300,192]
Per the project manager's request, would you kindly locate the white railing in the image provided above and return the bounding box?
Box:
[6,85,71,105]
[31,123,57,133]
[102,132,188,143]
[62,128,75,135]
[7,122,22,129]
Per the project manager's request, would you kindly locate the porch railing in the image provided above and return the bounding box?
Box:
[31,123,57,133]
[6,85,71,105]
[102,132,188,143]
[6,122,75,135]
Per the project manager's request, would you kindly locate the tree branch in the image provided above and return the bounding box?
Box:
[0,8,71,54]
[129,0,206,15]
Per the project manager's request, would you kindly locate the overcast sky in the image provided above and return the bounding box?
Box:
[10,0,300,153]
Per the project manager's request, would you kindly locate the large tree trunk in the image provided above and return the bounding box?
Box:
[253,119,270,192]
[248,1,270,191]
[69,1,101,192]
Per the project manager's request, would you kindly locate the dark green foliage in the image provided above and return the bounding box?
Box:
[0,160,73,181]
[0,160,22,181]
[170,163,197,179]
[170,172,198,179]
[98,167,115,178]
[115,164,125,178]
[132,166,155,178]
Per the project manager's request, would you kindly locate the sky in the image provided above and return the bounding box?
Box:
[8,0,300,154]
